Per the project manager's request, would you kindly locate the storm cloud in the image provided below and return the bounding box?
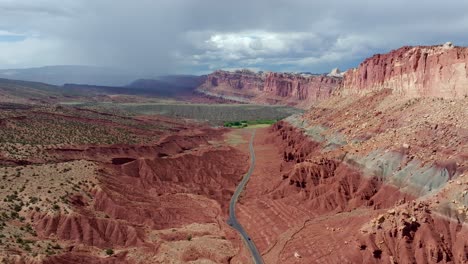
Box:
[1,0,468,74]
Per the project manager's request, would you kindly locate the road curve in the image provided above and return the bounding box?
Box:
[227,129,264,264]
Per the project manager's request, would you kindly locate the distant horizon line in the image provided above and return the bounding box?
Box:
[0,64,345,76]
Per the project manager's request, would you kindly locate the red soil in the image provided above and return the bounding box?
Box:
[7,127,249,263]
[43,253,129,264]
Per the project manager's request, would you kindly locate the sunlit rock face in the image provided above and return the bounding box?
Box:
[198,69,342,108]
[342,43,468,98]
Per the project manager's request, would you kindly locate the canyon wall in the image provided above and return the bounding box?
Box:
[198,70,342,108]
[198,43,468,108]
[342,43,468,98]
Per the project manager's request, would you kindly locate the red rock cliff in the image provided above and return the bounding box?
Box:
[263,72,339,100]
[205,69,264,91]
[342,43,468,98]
[198,70,342,108]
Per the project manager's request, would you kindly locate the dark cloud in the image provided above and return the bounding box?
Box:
[0,0,76,16]
[0,0,468,74]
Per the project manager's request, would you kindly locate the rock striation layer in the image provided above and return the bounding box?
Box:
[342,43,468,98]
[198,70,342,108]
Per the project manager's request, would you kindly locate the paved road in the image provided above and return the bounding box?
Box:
[227,129,264,264]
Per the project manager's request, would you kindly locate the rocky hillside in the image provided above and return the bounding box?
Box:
[236,89,467,264]
[342,42,468,98]
[197,69,342,108]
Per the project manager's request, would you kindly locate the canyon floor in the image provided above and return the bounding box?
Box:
[0,91,467,263]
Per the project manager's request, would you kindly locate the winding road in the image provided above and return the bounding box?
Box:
[227,129,264,264]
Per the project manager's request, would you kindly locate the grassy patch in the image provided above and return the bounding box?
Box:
[224,119,277,128]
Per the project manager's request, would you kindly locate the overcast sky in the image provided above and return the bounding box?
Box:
[1,0,468,75]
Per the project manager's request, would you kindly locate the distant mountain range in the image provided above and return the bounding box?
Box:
[0,65,146,86]
[0,65,207,101]
[126,75,205,97]
[64,76,204,98]
[0,65,207,104]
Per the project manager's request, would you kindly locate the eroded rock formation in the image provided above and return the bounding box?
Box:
[0,126,248,263]
[198,70,342,108]
[234,80,467,263]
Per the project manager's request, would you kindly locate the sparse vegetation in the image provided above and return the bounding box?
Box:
[0,104,174,159]
[0,159,98,257]
[224,119,277,128]
[105,248,114,256]
[74,102,302,125]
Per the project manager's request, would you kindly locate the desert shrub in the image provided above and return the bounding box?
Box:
[51,244,61,249]
[105,248,114,255]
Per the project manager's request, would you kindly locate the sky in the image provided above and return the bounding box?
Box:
[1,0,468,75]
